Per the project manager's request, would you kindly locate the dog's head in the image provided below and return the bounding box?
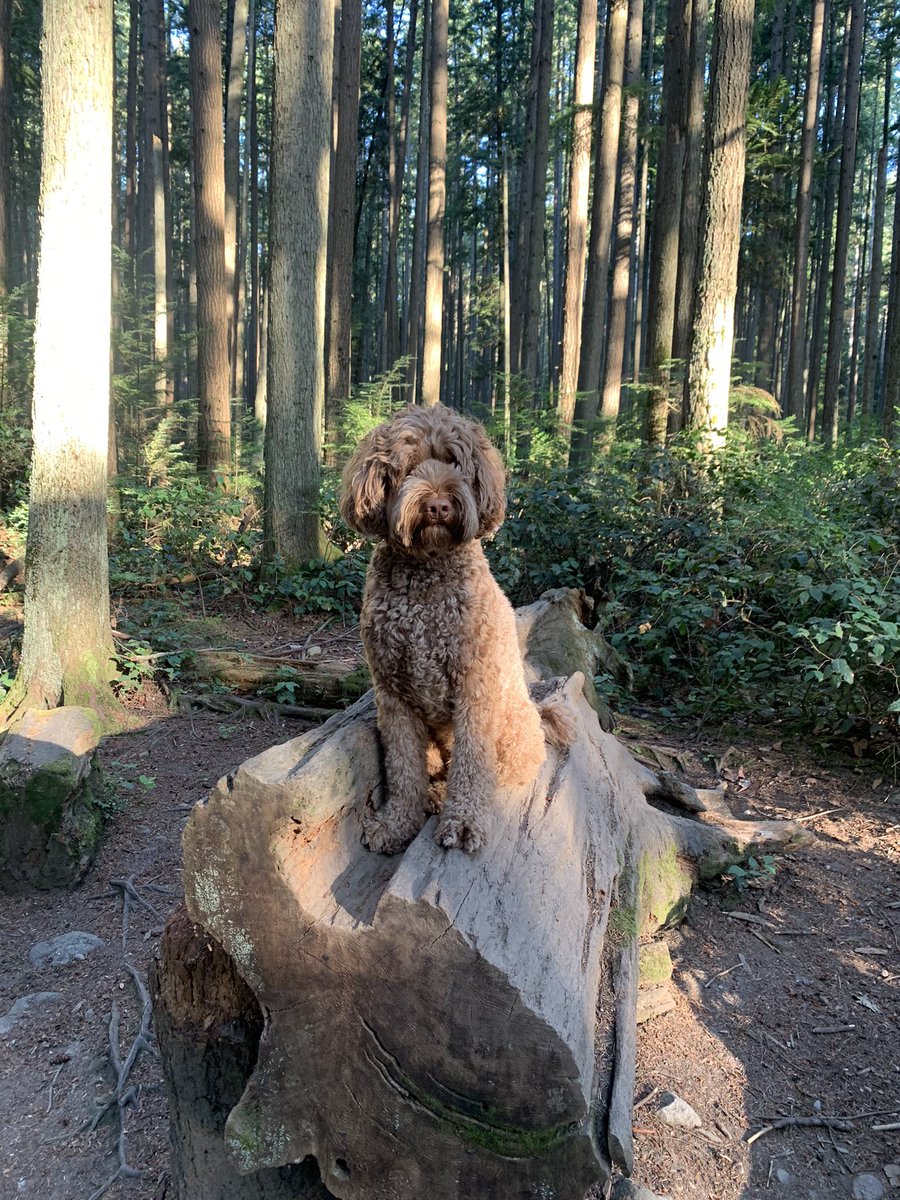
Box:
[339,404,506,556]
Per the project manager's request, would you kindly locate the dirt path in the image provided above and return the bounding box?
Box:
[1,691,898,1200]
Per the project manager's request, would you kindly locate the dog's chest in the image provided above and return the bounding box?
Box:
[362,551,476,716]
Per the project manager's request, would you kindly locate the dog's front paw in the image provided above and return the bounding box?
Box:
[435,814,486,854]
[361,807,425,855]
[424,778,446,814]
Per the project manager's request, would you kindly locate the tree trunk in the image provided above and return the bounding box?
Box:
[123,0,138,266]
[806,13,846,441]
[821,0,863,447]
[642,0,690,447]
[588,0,644,458]
[406,0,431,405]
[3,0,118,721]
[556,0,598,430]
[882,156,900,443]
[225,0,249,399]
[421,0,449,405]
[263,2,333,562]
[630,0,656,384]
[0,0,10,401]
[159,594,810,1200]
[860,57,890,425]
[190,0,232,473]
[325,0,361,445]
[142,0,169,407]
[684,0,755,449]
[783,0,825,420]
[247,0,260,421]
[672,0,708,374]
[569,0,627,457]
[519,0,555,417]
[510,0,543,377]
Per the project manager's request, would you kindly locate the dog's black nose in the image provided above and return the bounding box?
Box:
[426,497,452,522]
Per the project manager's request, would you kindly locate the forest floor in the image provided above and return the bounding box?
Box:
[0,598,898,1200]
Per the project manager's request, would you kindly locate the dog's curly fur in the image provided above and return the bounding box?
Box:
[340,403,569,855]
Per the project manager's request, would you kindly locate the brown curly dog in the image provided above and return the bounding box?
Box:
[340,403,571,855]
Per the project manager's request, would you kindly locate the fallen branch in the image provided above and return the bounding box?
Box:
[177,691,336,723]
[746,1115,854,1145]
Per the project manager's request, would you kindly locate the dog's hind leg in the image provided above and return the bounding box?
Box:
[362,692,432,855]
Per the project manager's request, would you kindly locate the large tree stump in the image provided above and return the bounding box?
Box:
[157,623,811,1198]
[0,706,105,891]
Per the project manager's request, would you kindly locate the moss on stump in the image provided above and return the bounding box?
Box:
[0,706,105,891]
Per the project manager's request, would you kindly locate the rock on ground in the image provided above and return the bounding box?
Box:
[28,931,105,968]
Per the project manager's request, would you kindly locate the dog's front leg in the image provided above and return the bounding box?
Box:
[363,691,431,855]
[436,702,493,854]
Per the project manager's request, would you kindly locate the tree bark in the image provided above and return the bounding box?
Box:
[519,0,555,418]
[141,0,169,407]
[642,0,690,447]
[3,0,118,721]
[806,12,846,441]
[860,57,890,425]
[406,0,431,405]
[783,0,825,420]
[225,0,249,399]
[569,0,627,458]
[263,1,333,562]
[246,0,260,421]
[557,0,599,430]
[0,0,10,402]
[151,907,333,1200]
[585,0,644,459]
[421,0,449,405]
[510,0,543,377]
[684,0,755,449]
[630,0,656,384]
[190,0,232,473]
[821,0,863,447]
[672,0,708,374]
[883,153,900,443]
[123,0,138,267]
[325,0,361,444]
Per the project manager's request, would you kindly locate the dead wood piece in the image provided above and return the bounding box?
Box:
[515,587,630,729]
[746,1116,854,1145]
[608,942,638,1173]
[178,692,336,723]
[635,985,676,1025]
[186,650,371,707]
[157,593,814,1200]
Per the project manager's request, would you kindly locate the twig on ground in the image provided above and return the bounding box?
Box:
[632,1086,659,1112]
[46,1062,65,1114]
[793,807,847,823]
[704,961,744,988]
[83,964,155,1200]
[750,928,781,953]
[872,1121,900,1132]
[811,1024,855,1034]
[746,1116,854,1145]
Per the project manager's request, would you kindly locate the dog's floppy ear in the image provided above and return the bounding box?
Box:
[470,423,507,537]
[339,428,390,537]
